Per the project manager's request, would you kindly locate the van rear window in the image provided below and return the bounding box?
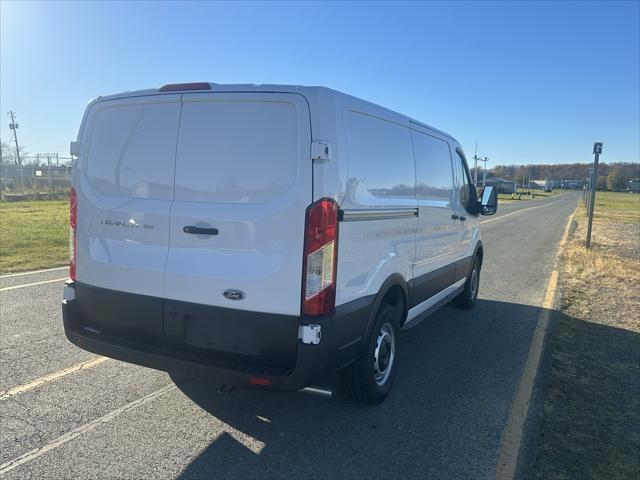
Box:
[174,100,299,204]
[85,100,181,200]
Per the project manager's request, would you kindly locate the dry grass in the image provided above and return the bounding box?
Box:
[529,191,640,480]
[561,193,640,332]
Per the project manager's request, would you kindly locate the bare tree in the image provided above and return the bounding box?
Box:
[0,141,27,165]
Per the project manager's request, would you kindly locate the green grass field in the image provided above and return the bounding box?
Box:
[0,200,69,273]
[584,191,640,224]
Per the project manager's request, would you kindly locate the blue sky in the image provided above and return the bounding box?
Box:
[1,0,638,166]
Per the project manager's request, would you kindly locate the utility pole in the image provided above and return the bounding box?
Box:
[473,140,479,188]
[586,143,603,248]
[7,111,23,189]
[480,156,489,188]
[7,111,21,166]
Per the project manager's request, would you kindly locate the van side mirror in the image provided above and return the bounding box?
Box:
[480,185,497,215]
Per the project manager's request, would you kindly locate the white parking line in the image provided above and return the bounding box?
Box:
[0,277,68,292]
[0,357,109,400]
[0,384,176,475]
[0,266,68,278]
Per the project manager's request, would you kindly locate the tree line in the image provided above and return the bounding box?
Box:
[488,162,640,190]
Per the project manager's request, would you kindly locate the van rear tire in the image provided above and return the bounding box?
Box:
[453,255,480,309]
[339,303,400,404]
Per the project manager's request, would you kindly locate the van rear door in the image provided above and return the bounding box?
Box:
[162,92,311,361]
[74,94,182,344]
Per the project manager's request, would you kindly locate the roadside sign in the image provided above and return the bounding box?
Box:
[587,141,603,248]
[593,142,603,155]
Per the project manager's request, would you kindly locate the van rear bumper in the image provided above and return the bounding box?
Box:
[62,283,372,391]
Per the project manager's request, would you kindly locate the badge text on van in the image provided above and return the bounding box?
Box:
[223,289,246,300]
[101,219,154,229]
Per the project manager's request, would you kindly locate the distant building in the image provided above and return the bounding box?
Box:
[530,179,560,190]
[531,179,563,190]
[483,177,516,194]
[629,179,640,194]
[561,180,585,190]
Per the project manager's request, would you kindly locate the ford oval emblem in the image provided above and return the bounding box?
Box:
[223,289,246,301]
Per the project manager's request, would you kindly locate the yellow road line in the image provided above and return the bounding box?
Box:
[0,357,109,400]
[0,277,68,292]
[495,212,575,480]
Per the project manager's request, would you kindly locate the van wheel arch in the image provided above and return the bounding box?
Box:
[475,242,484,268]
[362,274,409,346]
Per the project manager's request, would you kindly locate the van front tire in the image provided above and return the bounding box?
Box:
[453,255,480,309]
[339,303,400,404]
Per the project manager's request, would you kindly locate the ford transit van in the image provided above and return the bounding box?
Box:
[63,83,497,404]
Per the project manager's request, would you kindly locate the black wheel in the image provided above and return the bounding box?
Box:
[339,303,400,404]
[453,255,480,309]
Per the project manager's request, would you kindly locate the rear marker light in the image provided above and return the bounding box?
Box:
[302,198,339,316]
[250,377,271,386]
[69,188,77,281]
[158,82,211,92]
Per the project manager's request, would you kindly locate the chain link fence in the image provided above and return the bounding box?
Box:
[1,154,72,200]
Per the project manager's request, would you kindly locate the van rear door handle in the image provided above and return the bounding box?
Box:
[451,214,459,220]
[183,226,219,236]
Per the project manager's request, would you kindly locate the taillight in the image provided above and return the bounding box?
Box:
[302,198,339,316]
[69,188,77,281]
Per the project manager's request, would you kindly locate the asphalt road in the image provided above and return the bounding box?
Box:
[0,192,579,479]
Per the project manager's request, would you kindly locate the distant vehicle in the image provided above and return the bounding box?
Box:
[62,83,497,404]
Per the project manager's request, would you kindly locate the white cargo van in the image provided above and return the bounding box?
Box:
[63,83,497,404]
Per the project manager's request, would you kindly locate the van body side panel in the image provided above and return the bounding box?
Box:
[305,88,348,205]
[335,106,417,308]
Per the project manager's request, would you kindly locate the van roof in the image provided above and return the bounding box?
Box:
[92,83,457,143]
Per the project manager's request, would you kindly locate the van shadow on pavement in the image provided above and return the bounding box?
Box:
[169,299,638,480]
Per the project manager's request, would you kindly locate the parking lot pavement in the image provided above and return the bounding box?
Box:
[0,193,578,479]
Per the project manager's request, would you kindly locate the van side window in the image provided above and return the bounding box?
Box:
[346,111,415,202]
[455,151,475,214]
[411,131,453,203]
